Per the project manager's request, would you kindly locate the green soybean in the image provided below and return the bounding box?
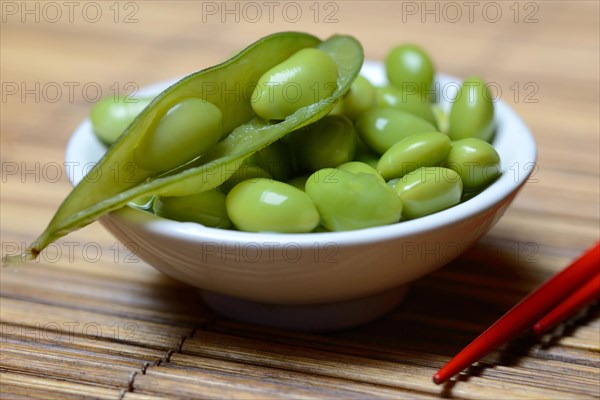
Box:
[338,161,385,183]
[251,48,338,121]
[226,179,319,233]
[330,75,376,120]
[448,76,495,142]
[154,190,231,228]
[135,98,223,172]
[287,115,356,172]
[220,164,273,193]
[353,132,380,168]
[375,85,436,125]
[432,105,449,134]
[355,108,436,154]
[306,168,402,231]
[377,132,451,180]
[247,140,293,181]
[6,33,363,264]
[90,96,152,145]
[385,44,435,95]
[395,167,463,219]
[446,138,501,190]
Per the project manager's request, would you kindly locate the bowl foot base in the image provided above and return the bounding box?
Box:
[200,286,408,332]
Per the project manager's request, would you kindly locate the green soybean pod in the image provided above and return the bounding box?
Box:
[91,96,153,145]
[385,44,435,95]
[135,98,223,172]
[287,115,356,172]
[247,139,293,181]
[448,76,495,142]
[220,164,273,193]
[251,48,338,121]
[446,138,501,190]
[395,167,463,220]
[154,190,231,228]
[338,161,385,183]
[355,108,436,154]
[129,195,155,210]
[377,132,451,180]
[330,75,376,120]
[226,179,319,233]
[375,85,436,125]
[306,168,402,231]
[5,33,363,265]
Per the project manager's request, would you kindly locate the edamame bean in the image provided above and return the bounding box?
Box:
[338,161,385,183]
[395,167,463,219]
[154,190,231,228]
[376,85,436,125]
[355,108,436,154]
[90,96,152,145]
[287,115,356,172]
[446,138,501,190]
[226,179,319,233]
[135,98,222,172]
[330,75,376,120]
[220,164,273,193]
[431,105,449,134]
[251,48,338,121]
[247,140,293,181]
[448,76,495,142]
[385,44,435,95]
[353,132,380,168]
[306,168,402,231]
[377,132,451,180]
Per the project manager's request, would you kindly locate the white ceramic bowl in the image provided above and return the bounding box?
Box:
[65,61,536,331]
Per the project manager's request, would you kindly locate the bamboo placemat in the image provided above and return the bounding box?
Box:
[1,1,599,399]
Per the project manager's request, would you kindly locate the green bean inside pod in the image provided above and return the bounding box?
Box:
[251,48,338,121]
[134,98,223,172]
[5,32,363,264]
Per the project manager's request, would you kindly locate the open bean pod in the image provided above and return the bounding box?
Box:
[4,32,363,264]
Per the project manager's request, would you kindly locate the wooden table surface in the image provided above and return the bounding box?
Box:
[1,1,599,399]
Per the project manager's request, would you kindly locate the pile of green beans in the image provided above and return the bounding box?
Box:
[91,42,501,234]
[5,34,508,268]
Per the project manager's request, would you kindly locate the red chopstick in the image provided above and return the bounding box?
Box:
[533,272,600,334]
[433,241,600,385]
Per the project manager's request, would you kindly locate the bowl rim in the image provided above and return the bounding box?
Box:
[65,60,537,248]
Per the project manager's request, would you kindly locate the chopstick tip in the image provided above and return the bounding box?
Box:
[432,372,443,385]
